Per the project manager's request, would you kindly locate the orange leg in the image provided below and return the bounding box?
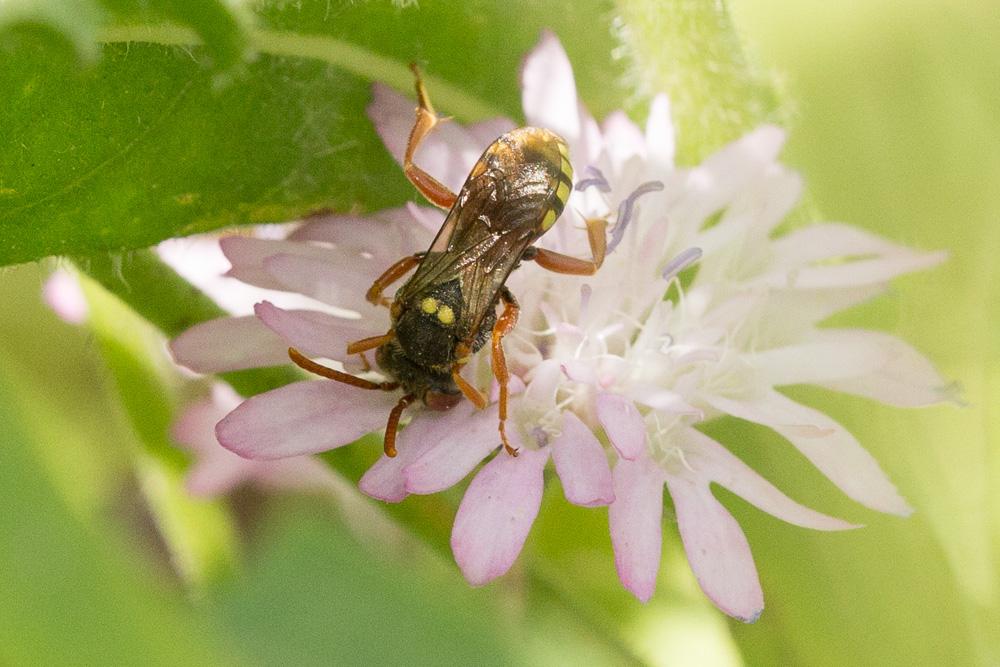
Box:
[346,331,395,356]
[530,217,607,275]
[383,393,417,457]
[452,368,487,409]
[492,288,521,457]
[405,64,458,210]
[366,253,423,306]
[288,348,398,391]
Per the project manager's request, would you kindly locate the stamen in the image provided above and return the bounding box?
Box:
[607,181,664,254]
[661,247,703,282]
[574,165,611,192]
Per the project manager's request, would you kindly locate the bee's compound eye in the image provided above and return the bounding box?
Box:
[424,390,462,411]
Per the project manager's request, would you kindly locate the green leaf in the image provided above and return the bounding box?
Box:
[79,269,239,590]
[0,0,623,266]
[614,0,785,163]
[0,360,231,665]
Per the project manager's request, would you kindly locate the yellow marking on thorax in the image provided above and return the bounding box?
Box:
[437,304,455,325]
[420,296,456,326]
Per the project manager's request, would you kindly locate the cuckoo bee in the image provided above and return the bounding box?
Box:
[288,65,607,458]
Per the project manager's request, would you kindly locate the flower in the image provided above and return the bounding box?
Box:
[172,383,338,497]
[169,32,948,619]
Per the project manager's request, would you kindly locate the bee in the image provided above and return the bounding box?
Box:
[288,65,607,458]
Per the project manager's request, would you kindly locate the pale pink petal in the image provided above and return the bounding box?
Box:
[367,83,413,166]
[254,301,382,363]
[220,236,335,291]
[674,427,859,530]
[405,202,448,235]
[644,93,675,168]
[550,411,614,506]
[664,473,764,622]
[451,445,549,585]
[368,83,497,192]
[264,253,375,313]
[403,403,501,494]
[704,390,912,516]
[287,210,424,263]
[817,330,950,407]
[596,392,647,460]
[185,454,256,497]
[170,315,289,373]
[523,358,563,406]
[216,380,399,459]
[467,117,518,147]
[43,269,88,324]
[521,30,580,143]
[359,406,472,502]
[561,359,598,385]
[608,455,666,602]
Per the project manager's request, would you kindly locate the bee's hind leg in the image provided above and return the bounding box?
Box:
[403,64,458,210]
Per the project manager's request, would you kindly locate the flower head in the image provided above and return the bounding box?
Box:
[169,32,948,619]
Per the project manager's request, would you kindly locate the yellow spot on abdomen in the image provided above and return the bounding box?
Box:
[541,209,559,230]
[437,304,455,325]
[555,179,571,206]
[421,297,439,314]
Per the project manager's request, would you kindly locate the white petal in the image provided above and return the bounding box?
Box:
[673,126,786,223]
[550,412,614,506]
[664,474,764,622]
[216,381,399,459]
[704,390,912,516]
[596,393,647,460]
[403,403,500,494]
[601,111,645,172]
[170,315,289,373]
[451,446,549,585]
[818,330,951,407]
[750,334,886,386]
[608,455,666,602]
[766,223,947,288]
[674,427,859,530]
[521,30,580,143]
[644,93,675,168]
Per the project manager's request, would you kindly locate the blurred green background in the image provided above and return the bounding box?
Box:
[1,0,997,664]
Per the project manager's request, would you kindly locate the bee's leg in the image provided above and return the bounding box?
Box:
[404,63,458,210]
[527,217,608,275]
[450,342,488,408]
[366,253,424,306]
[492,288,521,457]
[451,367,488,409]
[288,347,399,391]
[383,393,417,457]
[346,331,396,355]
